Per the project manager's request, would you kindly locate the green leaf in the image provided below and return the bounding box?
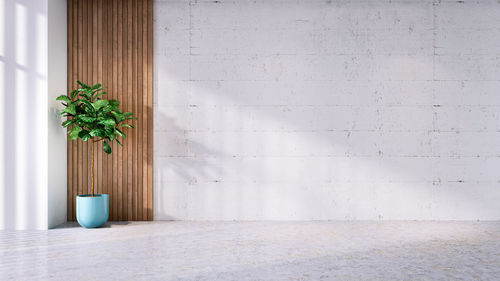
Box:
[103,141,112,154]
[70,90,79,99]
[91,83,102,89]
[68,126,82,140]
[123,112,134,117]
[107,130,116,141]
[56,95,70,102]
[78,89,92,101]
[79,99,92,106]
[119,124,134,129]
[84,106,95,115]
[78,115,95,123]
[115,139,123,146]
[104,127,114,135]
[90,88,105,96]
[109,100,120,107]
[77,81,90,89]
[78,130,91,141]
[62,104,77,115]
[93,92,107,100]
[110,111,124,122]
[98,118,116,126]
[89,129,105,137]
[115,128,126,138]
[62,119,76,128]
[93,99,109,111]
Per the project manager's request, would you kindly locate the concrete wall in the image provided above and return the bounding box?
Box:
[0,0,66,230]
[154,0,500,220]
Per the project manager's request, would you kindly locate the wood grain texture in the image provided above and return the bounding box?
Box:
[67,0,153,221]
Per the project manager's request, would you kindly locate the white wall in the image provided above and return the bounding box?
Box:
[154,0,500,220]
[0,0,66,230]
[47,0,67,229]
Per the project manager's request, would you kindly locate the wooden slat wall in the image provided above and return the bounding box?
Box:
[67,0,153,221]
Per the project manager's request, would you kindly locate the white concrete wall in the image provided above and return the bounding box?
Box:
[0,0,66,230]
[154,0,500,220]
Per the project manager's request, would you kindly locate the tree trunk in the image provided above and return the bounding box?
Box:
[91,140,94,197]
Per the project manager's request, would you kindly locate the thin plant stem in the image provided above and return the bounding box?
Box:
[91,140,94,197]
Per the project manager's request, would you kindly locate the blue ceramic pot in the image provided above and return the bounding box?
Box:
[76,194,109,228]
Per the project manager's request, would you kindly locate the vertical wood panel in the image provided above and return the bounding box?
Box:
[72,0,79,221]
[141,0,147,221]
[67,0,153,221]
[81,0,88,199]
[137,0,144,221]
[147,0,153,221]
[132,0,138,221]
[77,0,83,218]
[116,0,123,221]
[107,0,113,220]
[111,0,118,221]
[100,0,107,214]
[127,0,133,221]
[97,0,103,196]
[132,0,139,220]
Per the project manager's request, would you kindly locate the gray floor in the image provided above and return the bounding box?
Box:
[1,221,500,280]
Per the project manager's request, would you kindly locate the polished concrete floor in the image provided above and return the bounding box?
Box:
[1,221,500,280]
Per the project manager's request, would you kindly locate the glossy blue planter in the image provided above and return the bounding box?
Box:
[76,194,109,228]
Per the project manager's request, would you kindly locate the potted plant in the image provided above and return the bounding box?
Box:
[57,81,136,228]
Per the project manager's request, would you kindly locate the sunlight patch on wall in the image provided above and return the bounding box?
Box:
[15,3,27,67]
[36,10,49,229]
[156,67,437,220]
[37,74,48,229]
[15,68,27,229]
[0,61,4,229]
[0,0,4,57]
[36,12,47,77]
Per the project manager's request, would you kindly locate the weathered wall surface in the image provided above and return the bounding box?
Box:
[154,0,500,220]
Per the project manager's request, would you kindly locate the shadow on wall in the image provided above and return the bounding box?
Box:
[155,111,224,220]
[153,0,500,220]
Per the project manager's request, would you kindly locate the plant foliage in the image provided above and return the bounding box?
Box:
[57,81,137,154]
